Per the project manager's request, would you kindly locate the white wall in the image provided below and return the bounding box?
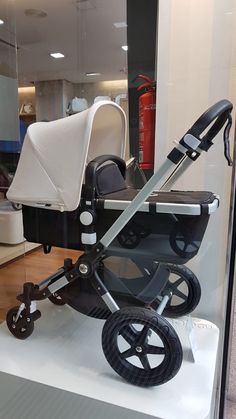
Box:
[74,80,128,106]
[35,80,64,121]
[34,79,128,121]
[156,0,236,324]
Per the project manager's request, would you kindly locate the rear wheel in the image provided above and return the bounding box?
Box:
[117,228,140,249]
[102,307,183,387]
[170,225,199,258]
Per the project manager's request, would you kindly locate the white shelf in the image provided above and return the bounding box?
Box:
[0,241,39,265]
[0,301,219,419]
[0,200,40,264]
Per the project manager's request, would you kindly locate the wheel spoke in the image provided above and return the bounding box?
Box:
[139,354,151,370]
[137,325,150,346]
[173,288,187,301]
[121,325,138,345]
[171,277,185,290]
[120,347,134,359]
[183,243,189,251]
[147,345,166,355]
[176,237,185,242]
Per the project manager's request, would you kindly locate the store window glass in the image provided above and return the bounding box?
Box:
[0,0,25,320]
[0,0,18,143]
[0,1,236,419]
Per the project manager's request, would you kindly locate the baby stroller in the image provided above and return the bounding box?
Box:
[6,99,233,387]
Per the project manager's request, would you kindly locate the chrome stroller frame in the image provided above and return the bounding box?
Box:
[6,99,233,387]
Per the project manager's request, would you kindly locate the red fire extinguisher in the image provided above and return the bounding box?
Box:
[134,74,156,170]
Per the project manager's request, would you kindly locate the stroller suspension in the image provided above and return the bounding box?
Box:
[7,253,183,387]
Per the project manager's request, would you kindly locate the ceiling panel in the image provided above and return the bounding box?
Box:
[10,0,127,85]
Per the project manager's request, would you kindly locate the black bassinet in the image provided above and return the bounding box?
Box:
[22,188,218,264]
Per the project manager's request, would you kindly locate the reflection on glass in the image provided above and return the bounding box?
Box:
[0,0,18,142]
[15,0,127,122]
[0,0,129,313]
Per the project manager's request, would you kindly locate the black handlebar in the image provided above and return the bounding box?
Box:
[188,100,232,139]
[180,99,233,166]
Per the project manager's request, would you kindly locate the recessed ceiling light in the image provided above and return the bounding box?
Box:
[50,52,65,59]
[113,21,127,28]
[121,45,128,51]
[24,9,47,18]
[74,0,95,11]
[0,19,4,25]
[86,72,101,76]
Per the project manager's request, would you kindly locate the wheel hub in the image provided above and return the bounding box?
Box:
[135,346,143,353]
[78,263,89,275]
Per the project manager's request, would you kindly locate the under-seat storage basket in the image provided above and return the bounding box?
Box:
[22,190,218,263]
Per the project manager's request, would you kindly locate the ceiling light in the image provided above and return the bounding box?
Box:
[0,19,4,25]
[50,52,65,59]
[86,72,101,76]
[74,0,95,11]
[18,86,35,93]
[24,9,47,18]
[113,21,127,28]
[121,45,128,51]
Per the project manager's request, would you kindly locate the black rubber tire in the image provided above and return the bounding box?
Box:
[170,225,199,259]
[151,264,201,318]
[6,306,34,340]
[48,293,66,306]
[102,307,183,387]
[117,228,141,249]
[117,223,150,249]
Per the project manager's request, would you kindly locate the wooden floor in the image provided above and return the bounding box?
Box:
[0,247,80,321]
[0,242,40,266]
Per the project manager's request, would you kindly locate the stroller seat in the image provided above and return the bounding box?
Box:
[96,188,218,263]
[99,188,218,213]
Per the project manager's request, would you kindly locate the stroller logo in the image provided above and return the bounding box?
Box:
[170,318,214,330]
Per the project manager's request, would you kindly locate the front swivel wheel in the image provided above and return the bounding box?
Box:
[102,307,183,387]
[151,264,201,318]
[6,306,34,339]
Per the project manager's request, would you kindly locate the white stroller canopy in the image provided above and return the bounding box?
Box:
[7,101,127,212]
